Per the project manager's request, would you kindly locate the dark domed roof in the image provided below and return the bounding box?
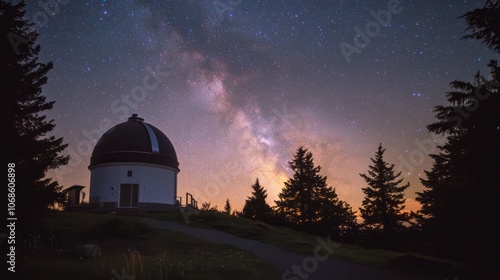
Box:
[89,114,179,170]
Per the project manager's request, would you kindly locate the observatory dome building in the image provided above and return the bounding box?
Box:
[88,114,179,210]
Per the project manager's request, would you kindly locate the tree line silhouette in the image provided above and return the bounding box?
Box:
[239,144,408,244]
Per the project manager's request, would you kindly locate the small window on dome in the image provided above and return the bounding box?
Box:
[127,170,133,177]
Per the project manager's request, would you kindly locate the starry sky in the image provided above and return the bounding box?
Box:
[27,0,495,213]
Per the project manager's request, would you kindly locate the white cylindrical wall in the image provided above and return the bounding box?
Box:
[89,162,177,207]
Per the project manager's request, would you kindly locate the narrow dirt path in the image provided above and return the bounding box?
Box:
[143,218,425,280]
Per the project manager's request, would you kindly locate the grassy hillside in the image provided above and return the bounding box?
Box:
[21,210,495,279]
[18,211,277,280]
[151,210,495,279]
[152,210,405,265]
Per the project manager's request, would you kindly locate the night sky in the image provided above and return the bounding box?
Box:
[27,0,494,212]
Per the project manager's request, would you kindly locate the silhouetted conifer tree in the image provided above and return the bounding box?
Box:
[224,198,231,215]
[1,1,68,238]
[275,147,357,238]
[241,179,272,221]
[415,66,500,261]
[414,1,500,262]
[359,144,409,238]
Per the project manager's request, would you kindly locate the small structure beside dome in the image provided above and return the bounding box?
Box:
[88,114,179,211]
[63,185,85,206]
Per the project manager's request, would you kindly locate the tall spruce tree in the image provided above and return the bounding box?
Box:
[275,147,325,225]
[241,179,272,221]
[415,1,500,262]
[415,66,500,261]
[275,147,357,237]
[1,1,68,237]
[359,144,409,236]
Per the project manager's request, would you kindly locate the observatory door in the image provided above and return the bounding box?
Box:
[119,184,139,208]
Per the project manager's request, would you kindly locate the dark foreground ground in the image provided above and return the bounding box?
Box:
[143,218,439,280]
